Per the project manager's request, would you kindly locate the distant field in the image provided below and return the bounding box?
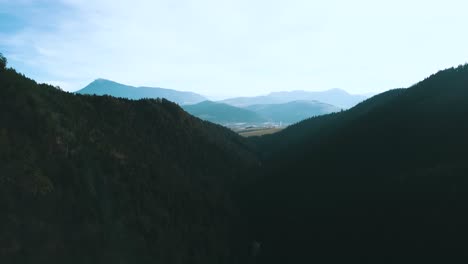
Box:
[238,127,283,137]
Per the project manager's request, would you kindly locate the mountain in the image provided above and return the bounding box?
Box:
[76,80,354,125]
[183,100,339,126]
[221,88,367,108]
[182,101,266,124]
[4,50,468,263]
[245,64,468,263]
[76,79,207,105]
[245,100,340,124]
[0,66,258,263]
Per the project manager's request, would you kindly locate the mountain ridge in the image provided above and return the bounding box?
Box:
[183,100,267,124]
[246,64,468,263]
[0,66,258,264]
[183,100,340,126]
[245,100,340,124]
[77,79,363,125]
[221,88,367,108]
[4,50,468,263]
[77,79,207,105]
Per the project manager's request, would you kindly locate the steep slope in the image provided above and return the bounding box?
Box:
[0,68,258,264]
[246,64,468,263]
[245,100,340,124]
[77,79,206,105]
[221,88,367,108]
[182,101,266,125]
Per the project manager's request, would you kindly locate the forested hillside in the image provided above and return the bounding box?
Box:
[3,50,468,264]
[0,63,259,263]
[246,64,468,263]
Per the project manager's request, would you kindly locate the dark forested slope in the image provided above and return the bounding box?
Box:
[4,50,468,264]
[247,64,468,264]
[0,66,258,264]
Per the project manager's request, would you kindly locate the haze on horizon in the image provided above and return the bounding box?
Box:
[1,0,468,98]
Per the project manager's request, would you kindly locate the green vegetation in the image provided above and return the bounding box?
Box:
[2,52,468,263]
[246,64,468,263]
[0,52,6,70]
[238,127,283,137]
[0,66,258,263]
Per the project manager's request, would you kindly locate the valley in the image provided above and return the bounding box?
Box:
[77,79,364,130]
[2,0,468,263]
[2,52,468,263]
[236,126,283,137]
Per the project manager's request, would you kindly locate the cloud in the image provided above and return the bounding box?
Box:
[1,0,468,96]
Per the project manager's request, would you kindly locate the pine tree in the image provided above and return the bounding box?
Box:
[0,52,6,69]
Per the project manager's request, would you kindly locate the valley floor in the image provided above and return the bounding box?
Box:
[237,127,283,137]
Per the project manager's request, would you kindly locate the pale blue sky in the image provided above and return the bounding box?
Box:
[1,0,467,98]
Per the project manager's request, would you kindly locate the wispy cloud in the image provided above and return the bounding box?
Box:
[1,0,468,96]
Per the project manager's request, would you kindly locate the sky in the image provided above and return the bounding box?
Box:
[1,0,468,99]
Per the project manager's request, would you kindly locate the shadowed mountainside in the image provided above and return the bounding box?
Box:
[0,66,259,264]
[246,64,468,264]
[3,51,468,263]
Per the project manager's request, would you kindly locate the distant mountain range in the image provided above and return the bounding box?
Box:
[77,79,366,126]
[221,88,367,109]
[182,101,266,124]
[183,100,340,125]
[4,51,468,263]
[76,79,207,105]
[245,100,340,124]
